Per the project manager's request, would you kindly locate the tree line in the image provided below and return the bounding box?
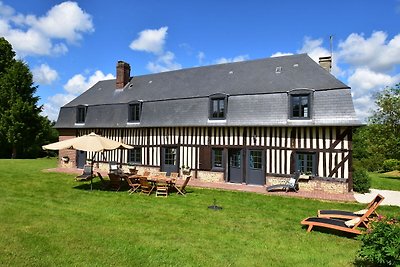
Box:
[0,37,58,159]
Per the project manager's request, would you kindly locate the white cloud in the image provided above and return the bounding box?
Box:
[32,64,58,85]
[42,93,76,121]
[64,70,115,94]
[129,26,168,55]
[214,54,249,64]
[197,51,205,65]
[348,68,399,95]
[147,51,182,73]
[338,31,400,72]
[0,1,93,57]
[271,52,293,58]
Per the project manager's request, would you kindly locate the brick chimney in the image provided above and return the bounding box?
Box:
[319,56,332,72]
[116,61,131,89]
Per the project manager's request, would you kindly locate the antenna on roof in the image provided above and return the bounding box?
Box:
[329,35,333,58]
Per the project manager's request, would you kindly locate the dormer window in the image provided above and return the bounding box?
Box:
[290,93,312,119]
[209,94,227,120]
[128,102,141,122]
[76,106,87,123]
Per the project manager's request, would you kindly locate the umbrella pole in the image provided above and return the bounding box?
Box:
[90,152,97,191]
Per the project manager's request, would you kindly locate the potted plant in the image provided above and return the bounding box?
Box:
[300,171,312,179]
[181,165,191,175]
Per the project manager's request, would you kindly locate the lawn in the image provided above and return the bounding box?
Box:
[369,171,400,191]
[0,159,398,267]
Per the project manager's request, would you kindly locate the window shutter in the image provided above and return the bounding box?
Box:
[290,151,296,174]
[199,146,211,171]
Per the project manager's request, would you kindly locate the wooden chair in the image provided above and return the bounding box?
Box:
[108,173,121,191]
[109,161,120,174]
[317,194,384,227]
[156,179,168,197]
[139,177,154,196]
[301,197,383,235]
[176,176,191,196]
[124,176,140,194]
[96,172,108,189]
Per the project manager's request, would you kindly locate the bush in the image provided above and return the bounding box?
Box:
[356,217,400,266]
[382,159,400,172]
[353,168,371,193]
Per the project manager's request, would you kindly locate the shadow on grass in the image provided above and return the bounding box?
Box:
[379,175,400,181]
[300,225,361,239]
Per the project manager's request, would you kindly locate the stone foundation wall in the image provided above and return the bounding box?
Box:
[197,171,224,182]
[267,176,349,194]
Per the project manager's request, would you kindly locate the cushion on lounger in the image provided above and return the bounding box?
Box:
[354,209,368,215]
[345,217,360,227]
[288,178,296,186]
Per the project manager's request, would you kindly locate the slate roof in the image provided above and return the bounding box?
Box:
[55,54,361,128]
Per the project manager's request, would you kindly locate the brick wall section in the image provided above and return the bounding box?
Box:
[197,171,225,182]
[58,130,76,168]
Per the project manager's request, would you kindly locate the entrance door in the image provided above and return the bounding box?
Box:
[76,150,87,168]
[228,149,243,183]
[161,147,178,175]
[246,149,265,185]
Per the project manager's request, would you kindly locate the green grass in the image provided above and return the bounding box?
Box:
[0,158,398,266]
[369,171,400,191]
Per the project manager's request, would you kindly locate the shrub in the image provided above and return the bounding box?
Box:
[356,217,400,267]
[353,168,371,193]
[382,159,400,172]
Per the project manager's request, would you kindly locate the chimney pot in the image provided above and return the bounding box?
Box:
[319,56,332,72]
[116,61,131,89]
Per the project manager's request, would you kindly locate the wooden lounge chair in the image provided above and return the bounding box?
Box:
[301,197,382,235]
[96,172,108,189]
[109,161,120,174]
[176,176,191,196]
[317,194,384,227]
[75,165,93,181]
[266,172,300,192]
[139,177,154,196]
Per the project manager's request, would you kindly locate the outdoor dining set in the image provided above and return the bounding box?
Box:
[76,162,191,197]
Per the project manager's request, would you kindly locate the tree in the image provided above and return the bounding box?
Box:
[353,84,400,171]
[0,37,57,158]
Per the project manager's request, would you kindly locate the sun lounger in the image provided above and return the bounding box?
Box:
[301,196,382,235]
[318,194,384,219]
[266,172,300,192]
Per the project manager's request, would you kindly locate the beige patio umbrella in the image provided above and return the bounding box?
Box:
[43,132,134,190]
[42,132,133,152]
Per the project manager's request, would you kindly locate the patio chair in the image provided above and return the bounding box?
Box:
[266,172,300,192]
[108,173,121,191]
[124,176,140,194]
[139,177,155,196]
[75,165,95,190]
[156,179,168,197]
[176,176,191,196]
[109,161,120,174]
[300,197,382,235]
[317,194,384,227]
[75,165,93,181]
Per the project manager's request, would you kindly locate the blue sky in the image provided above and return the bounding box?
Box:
[1,0,399,121]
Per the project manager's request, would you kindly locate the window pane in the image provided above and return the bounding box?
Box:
[249,150,262,169]
[291,95,309,118]
[213,148,223,168]
[296,153,315,175]
[211,97,226,119]
[129,148,141,164]
[230,150,241,168]
[164,148,176,165]
[129,104,140,122]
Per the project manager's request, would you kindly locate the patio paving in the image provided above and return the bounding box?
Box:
[44,167,356,203]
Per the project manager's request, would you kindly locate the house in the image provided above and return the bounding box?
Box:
[54,54,361,193]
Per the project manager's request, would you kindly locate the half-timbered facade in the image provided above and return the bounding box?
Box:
[55,54,361,192]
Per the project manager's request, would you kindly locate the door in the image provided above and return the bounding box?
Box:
[246,149,265,185]
[228,149,243,183]
[76,150,87,168]
[161,147,178,175]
